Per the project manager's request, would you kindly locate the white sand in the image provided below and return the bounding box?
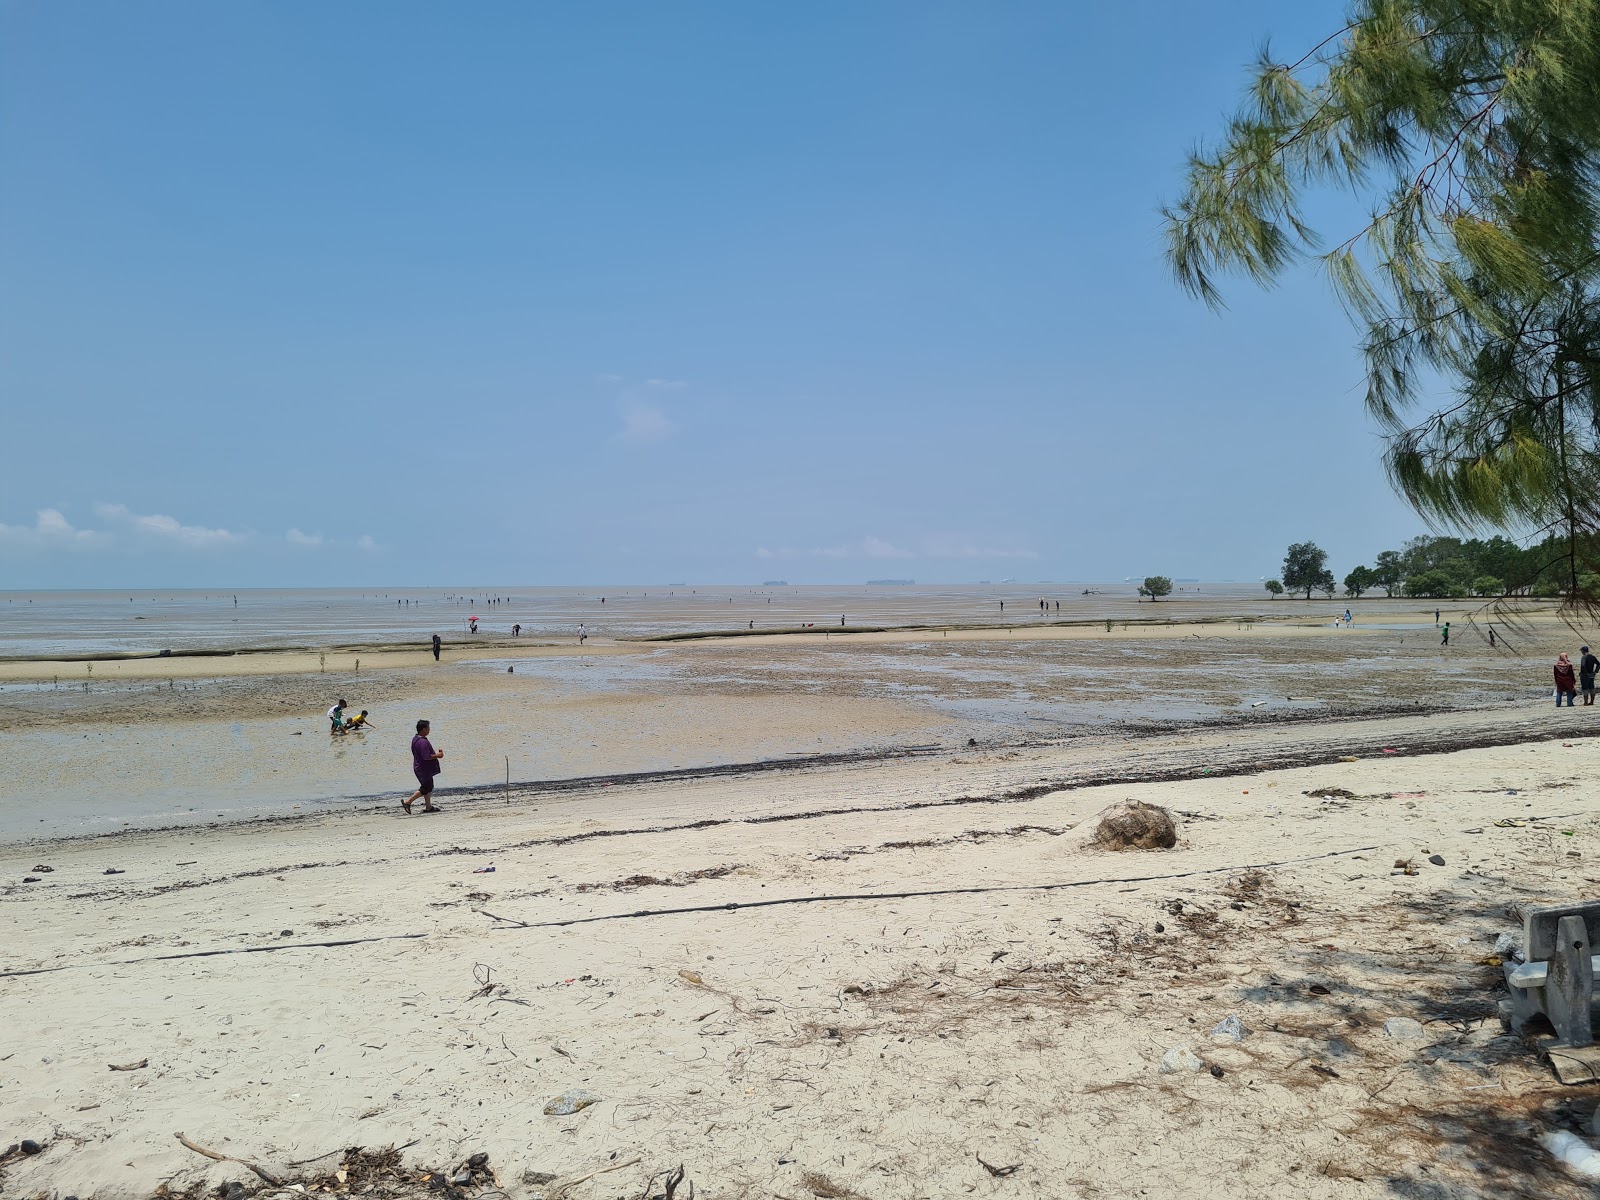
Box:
[5,703,1600,1198]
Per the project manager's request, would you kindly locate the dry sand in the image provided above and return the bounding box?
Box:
[7,699,1600,1199]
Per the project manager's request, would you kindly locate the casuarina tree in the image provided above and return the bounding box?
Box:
[1166,1,1600,594]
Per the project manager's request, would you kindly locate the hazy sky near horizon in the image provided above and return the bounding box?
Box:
[3,0,1436,588]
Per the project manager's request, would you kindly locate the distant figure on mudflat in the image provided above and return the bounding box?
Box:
[431,634,442,661]
[1582,646,1600,706]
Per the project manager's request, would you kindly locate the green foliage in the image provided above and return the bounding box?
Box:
[1168,2,1600,584]
[1264,578,1284,597]
[1471,575,1504,597]
[1343,565,1376,597]
[1372,550,1405,596]
[1140,575,1174,600]
[1282,541,1333,599]
[1405,569,1464,598]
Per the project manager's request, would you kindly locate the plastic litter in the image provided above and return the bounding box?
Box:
[1542,1130,1600,1178]
[472,866,496,874]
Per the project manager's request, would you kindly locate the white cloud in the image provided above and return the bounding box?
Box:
[285,528,324,547]
[619,403,675,444]
[356,534,378,551]
[596,372,624,384]
[0,508,105,546]
[94,503,243,548]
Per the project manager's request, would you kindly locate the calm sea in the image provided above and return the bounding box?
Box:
[0,583,1272,658]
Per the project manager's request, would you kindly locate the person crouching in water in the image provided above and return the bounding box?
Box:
[1555,654,1579,707]
[404,720,444,813]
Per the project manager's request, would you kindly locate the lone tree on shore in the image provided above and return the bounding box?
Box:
[1139,575,1174,601]
[1282,541,1335,600]
[1344,566,1376,598]
[1264,579,1284,598]
[1165,2,1600,596]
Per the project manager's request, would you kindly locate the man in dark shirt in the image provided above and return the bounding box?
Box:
[431,634,442,662]
[404,719,444,813]
[1581,646,1600,706]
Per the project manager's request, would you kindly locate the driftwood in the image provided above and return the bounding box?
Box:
[547,1155,642,1199]
[173,1131,284,1185]
[108,1058,148,1071]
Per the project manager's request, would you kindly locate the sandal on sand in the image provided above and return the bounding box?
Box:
[401,800,413,814]
[421,805,442,814]
[1493,818,1526,828]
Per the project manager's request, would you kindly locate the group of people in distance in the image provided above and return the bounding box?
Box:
[1554,647,1600,707]
[326,699,374,734]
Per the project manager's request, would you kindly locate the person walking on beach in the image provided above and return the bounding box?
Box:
[404,720,444,813]
[1441,621,1450,646]
[1581,646,1600,705]
[1435,608,1441,624]
[327,699,347,734]
[1556,654,1579,706]
[431,634,441,661]
[1489,626,1497,648]
[512,623,521,637]
[578,623,587,645]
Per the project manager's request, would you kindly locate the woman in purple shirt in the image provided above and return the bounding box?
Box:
[403,719,444,813]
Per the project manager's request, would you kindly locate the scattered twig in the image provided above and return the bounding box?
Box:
[173,1131,285,1186]
[547,1155,642,1199]
[976,1153,1020,1178]
[500,1034,518,1058]
[108,1058,148,1071]
[287,1147,344,1166]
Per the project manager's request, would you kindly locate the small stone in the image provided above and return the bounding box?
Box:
[468,1152,489,1168]
[1384,1017,1425,1040]
[1154,922,1165,934]
[1211,1014,1247,1042]
[1493,931,1523,961]
[280,929,293,937]
[522,1170,558,1186]
[1209,1064,1225,1078]
[19,1139,43,1155]
[1158,1045,1204,1074]
[542,1088,602,1116]
[1428,854,1446,866]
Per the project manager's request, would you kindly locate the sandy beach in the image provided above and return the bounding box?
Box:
[6,599,1600,1198]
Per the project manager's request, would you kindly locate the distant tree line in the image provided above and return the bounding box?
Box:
[1265,534,1592,601]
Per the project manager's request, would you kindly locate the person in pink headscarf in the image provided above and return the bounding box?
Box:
[1555,653,1578,706]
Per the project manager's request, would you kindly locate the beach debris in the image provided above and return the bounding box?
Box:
[523,1169,559,1186]
[1308,984,1331,996]
[1383,1017,1426,1041]
[1309,1064,1340,1079]
[1393,858,1420,876]
[472,866,496,874]
[107,1058,148,1071]
[1338,756,1360,763]
[975,1153,1020,1178]
[1494,818,1527,828]
[174,1131,285,1185]
[1209,1064,1225,1078]
[542,1154,641,1198]
[1211,1014,1247,1042]
[543,1088,603,1116]
[0,1139,45,1159]
[678,969,706,986]
[1158,1045,1204,1074]
[1304,788,1357,801]
[1428,854,1446,866]
[639,1163,694,1198]
[1093,800,1177,851]
[102,868,124,875]
[1493,931,1524,962]
[1542,1130,1600,1178]
[30,865,52,873]
[21,877,39,884]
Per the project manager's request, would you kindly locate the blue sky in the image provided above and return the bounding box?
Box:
[1,0,1430,587]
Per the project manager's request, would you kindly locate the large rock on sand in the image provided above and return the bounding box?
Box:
[1093,800,1177,850]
